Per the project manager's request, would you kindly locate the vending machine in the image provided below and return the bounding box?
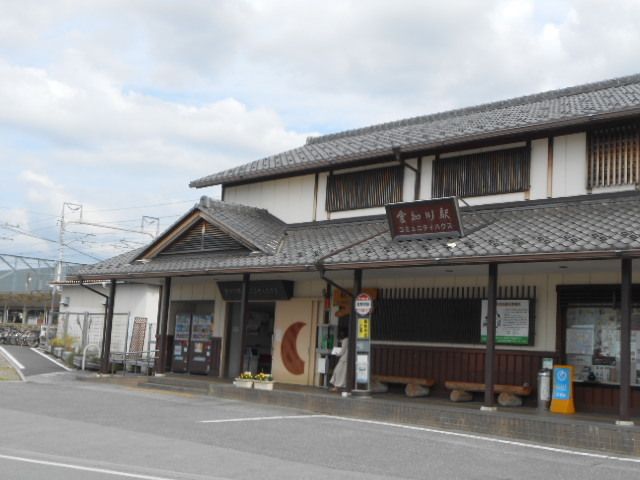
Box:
[188,314,213,374]
[171,313,191,373]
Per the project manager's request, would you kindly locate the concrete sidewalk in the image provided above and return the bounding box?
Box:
[79,372,640,457]
[0,348,22,381]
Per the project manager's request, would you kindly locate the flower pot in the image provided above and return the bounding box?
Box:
[253,381,274,391]
[233,378,253,389]
[53,347,64,358]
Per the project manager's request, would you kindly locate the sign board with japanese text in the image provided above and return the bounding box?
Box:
[218,280,294,301]
[385,197,464,241]
[480,299,533,345]
[355,293,373,316]
[358,317,370,340]
[550,365,576,414]
[354,291,372,391]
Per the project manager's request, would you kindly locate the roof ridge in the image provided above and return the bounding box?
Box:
[199,196,283,221]
[462,190,640,214]
[305,73,640,145]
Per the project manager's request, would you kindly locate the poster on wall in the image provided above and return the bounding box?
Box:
[566,325,595,355]
[480,299,532,345]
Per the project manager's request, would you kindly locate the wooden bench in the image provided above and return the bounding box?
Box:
[444,381,532,406]
[373,375,436,397]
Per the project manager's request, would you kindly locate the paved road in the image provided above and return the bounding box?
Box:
[0,345,69,377]
[0,374,638,480]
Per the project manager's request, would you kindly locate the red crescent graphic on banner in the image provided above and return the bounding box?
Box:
[281,321,306,375]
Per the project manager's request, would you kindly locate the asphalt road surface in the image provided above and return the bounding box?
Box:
[0,373,638,480]
[0,345,70,377]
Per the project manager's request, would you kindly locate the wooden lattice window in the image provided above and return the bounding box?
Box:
[432,147,530,198]
[161,220,247,255]
[588,123,640,189]
[326,166,403,212]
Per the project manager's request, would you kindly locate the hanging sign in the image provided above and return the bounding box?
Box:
[385,197,464,241]
[355,293,373,316]
[218,280,294,301]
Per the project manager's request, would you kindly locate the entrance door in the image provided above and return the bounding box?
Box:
[225,302,275,378]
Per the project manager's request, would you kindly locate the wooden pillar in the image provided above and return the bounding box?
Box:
[618,257,633,424]
[156,277,171,374]
[483,263,498,409]
[346,269,362,393]
[238,273,250,373]
[100,279,116,374]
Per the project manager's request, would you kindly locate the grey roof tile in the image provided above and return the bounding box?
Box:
[197,198,285,255]
[74,192,640,279]
[191,74,640,188]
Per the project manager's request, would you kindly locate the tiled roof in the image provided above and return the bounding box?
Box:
[190,73,640,188]
[75,220,386,278]
[323,192,640,268]
[198,197,286,255]
[74,192,640,279]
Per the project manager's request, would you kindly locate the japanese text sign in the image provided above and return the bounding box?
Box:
[385,197,464,240]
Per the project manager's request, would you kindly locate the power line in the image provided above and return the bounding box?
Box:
[0,206,58,217]
[83,198,199,213]
[0,223,103,261]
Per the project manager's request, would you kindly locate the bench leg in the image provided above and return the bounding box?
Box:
[497,392,523,407]
[405,383,430,397]
[449,389,473,402]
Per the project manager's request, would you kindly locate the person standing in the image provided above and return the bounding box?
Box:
[330,335,348,392]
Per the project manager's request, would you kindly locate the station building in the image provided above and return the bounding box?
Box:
[72,74,640,419]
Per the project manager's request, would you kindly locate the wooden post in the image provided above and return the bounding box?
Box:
[483,263,498,409]
[346,269,362,393]
[100,279,116,374]
[618,257,633,425]
[156,277,171,374]
[238,273,250,374]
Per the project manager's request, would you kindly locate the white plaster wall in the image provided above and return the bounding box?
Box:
[224,174,316,223]
[60,284,159,320]
[402,158,418,202]
[59,284,160,351]
[315,172,329,221]
[552,133,588,197]
[419,155,434,200]
[529,138,549,200]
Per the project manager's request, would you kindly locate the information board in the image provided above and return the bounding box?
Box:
[480,299,532,345]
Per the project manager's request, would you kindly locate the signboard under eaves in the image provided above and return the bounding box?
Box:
[385,197,464,241]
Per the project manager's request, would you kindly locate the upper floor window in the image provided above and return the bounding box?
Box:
[588,123,640,189]
[326,166,403,212]
[432,146,530,198]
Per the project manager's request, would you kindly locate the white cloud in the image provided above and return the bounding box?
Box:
[1,0,640,262]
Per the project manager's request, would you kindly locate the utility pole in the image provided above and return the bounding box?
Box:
[50,203,82,325]
[50,202,160,324]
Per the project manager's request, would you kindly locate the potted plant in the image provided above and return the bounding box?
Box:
[233,371,254,389]
[253,372,274,391]
[50,337,65,358]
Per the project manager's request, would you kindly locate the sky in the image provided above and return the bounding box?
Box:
[1,0,639,265]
